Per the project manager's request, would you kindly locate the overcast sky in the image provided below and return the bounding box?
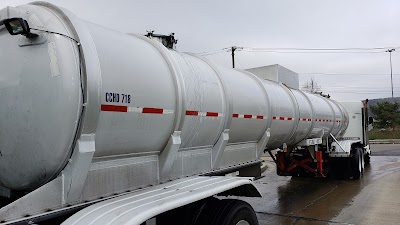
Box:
[1,0,399,101]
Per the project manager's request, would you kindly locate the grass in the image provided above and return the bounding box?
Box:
[368,129,400,140]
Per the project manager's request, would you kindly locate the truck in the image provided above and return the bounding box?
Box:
[0,2,371,225]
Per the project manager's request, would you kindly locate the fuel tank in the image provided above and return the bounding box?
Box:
[0,2,349,192]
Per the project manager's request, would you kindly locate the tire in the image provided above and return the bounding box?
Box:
[215,200,258,225]
[351,148,362,179]
[364,153,370,164]
[157,199,215,225]
[359,148,364,173]
[194,199,259,225]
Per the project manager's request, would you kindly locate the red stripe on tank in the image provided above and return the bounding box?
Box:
[101,104,128,112]
[142,107,164,114]
[186,110,199,116]
[206,112,219,117]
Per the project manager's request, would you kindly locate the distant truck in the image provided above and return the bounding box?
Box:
[0,2,371,225]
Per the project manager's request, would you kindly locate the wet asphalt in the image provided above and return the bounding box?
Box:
[241,144,400,225]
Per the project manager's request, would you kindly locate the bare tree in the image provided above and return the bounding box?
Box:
[301,77,321,93]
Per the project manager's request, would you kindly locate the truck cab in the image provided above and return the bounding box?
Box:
[340,100,372,162]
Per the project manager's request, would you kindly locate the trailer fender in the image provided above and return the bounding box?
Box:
[61,176,261,225]
[329,139,362,157]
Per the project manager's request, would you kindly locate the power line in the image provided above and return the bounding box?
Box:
[315,87,400,91]
[321,86,400,89]
[324,90,399,92]
[242,46,400,51]
[323,89,400,92]
[196,46,400,55]
[240,50,386,54]
[320,85,400,88]
[315,88,400,93]
[323,91,400,94]
[299,73,400,76]
[196,49,226,56]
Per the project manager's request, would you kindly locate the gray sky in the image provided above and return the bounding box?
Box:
[1,0,399,101]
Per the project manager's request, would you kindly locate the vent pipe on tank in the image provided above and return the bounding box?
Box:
[145,30,177,49]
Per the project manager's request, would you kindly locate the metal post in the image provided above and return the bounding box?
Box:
[390,50,394,98]
[231,46,236,68]
[386,49,396,98]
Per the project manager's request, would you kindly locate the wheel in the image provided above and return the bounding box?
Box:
[194,199,259,225]
[359,148,364,173]
[157,198,217,225]
[351,148,362,179]
[215,200,258,225]
[364,153,370,164]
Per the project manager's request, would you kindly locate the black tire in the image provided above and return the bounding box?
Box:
[194,199,259,225]
[157,199,216,225]
[215,200,259,225]
[364,153,370,164]
[351,148,362,179]
[359,148,365,173]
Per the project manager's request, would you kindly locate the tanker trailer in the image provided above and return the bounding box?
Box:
[0,2,371,225]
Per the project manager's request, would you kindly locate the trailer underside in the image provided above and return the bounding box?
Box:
[268,140,369,180]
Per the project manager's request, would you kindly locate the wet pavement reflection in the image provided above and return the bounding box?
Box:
[242,144,400,225]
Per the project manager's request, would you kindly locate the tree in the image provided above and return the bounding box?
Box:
[370,101,400,129]
[301,77,321,93]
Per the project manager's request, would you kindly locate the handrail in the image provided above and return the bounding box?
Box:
[330,133,346,152]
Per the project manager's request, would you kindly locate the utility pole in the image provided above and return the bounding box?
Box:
[231,46,237,68]
[386,49,396,98]
[230,46,243,68]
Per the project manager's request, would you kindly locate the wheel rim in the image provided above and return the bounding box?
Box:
[360,152,364,172]
[358,154,362,173]
[236,220,250,225]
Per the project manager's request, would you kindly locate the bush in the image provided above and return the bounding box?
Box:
[368,129,400,140]
[370,101,400,129]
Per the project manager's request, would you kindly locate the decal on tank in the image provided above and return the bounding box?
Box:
[105,92,131,103]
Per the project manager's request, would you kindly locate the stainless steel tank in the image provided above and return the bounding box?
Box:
[0,2,349,192]
[0,4,82,190]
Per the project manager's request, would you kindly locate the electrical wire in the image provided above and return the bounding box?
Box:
[321,87,400,90]
[242,46,400,51]
[196,46,400,55]
[322,91,400,94]
[31,28,80,45]
[299,73,400,76]
[240,50,387,54]
[196,49,226,56]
